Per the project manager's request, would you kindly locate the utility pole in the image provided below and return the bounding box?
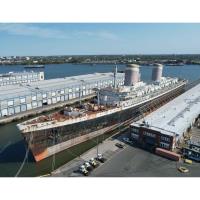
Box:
[97,89,100,106]
[96,136,99,157]
[113,63,118,89]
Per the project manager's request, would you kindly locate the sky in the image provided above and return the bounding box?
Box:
[0,23,200,56]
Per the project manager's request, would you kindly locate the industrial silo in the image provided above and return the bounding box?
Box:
[124,64,140,86]
[152,64,163,82]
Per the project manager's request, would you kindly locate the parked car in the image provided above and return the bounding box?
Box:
[178,166,189,173]
[96,153,105,163]
[89,158,98,167]
[115,143,125,148]
[84,161,93,171]
[79,165,89,176]
[184,159,192,164]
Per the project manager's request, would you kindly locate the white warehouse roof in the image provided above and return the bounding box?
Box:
[0,72,124,101]
[132,83,200,137]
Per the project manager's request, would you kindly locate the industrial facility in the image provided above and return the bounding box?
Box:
[0,71,44,86]
[0,72,124,118]
[130,82,200,151]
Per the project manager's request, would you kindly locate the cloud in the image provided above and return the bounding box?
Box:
[0,23,69,39]
[0,23,119,41]
[74,30,119,40]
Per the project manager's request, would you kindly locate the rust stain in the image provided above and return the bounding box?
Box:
[34,149,48,162]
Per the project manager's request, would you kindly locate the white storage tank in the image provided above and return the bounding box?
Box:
[152,64,163,82]
[124,64,140,86]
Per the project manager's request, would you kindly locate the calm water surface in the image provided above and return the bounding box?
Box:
[0,63,200,177]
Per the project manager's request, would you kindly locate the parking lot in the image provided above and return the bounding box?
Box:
[91,145,200,177]
[51,131,200,177]
[51,133,127,177]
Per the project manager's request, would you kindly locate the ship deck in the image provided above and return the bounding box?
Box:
[18,80,187,132]
[23,104,114,125]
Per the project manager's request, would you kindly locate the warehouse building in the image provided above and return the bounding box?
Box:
[130,82,200,151]
[0,71,44,86]
[0,72,124,118]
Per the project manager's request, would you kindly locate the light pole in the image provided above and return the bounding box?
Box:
[96,136,99,157]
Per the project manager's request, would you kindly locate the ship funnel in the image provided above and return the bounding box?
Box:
[124,64,140,86]
[152,64,163,82]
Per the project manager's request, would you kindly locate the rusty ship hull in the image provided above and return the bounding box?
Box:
[18,81,186,162]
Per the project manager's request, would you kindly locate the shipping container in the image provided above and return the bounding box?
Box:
[26,96,32,103]
[61,96,65,101]
[1,108,8,116]
[38,101,42,107]
[65,95,68,100]
[8,100,14,106]
[14,106,21,113]
[20,98,26,103]
[8,107,14,115]
[47,99,52,105]
[155,148,180,161]
[42,93,47,98]
[21,104,27,112]
[47,92,51,98]
[1,100,7,108]
[56,96,61,102]
[32,96,37,101]
[52,97,57,104]
[37,95,42,101]
[14,98,20,106]
[32,101,38,108]
[27,103,32,110]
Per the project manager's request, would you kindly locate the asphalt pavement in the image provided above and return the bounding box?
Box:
[91,145,200,177]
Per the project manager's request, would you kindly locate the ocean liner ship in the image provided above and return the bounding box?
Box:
[17,64,187,162]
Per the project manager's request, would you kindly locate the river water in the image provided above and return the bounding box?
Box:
[0,63,200,177]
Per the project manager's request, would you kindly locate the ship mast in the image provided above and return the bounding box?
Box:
[97,89,100,106]
[113,63,118,89]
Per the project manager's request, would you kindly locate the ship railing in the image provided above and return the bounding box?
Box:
[130,81,183,106]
